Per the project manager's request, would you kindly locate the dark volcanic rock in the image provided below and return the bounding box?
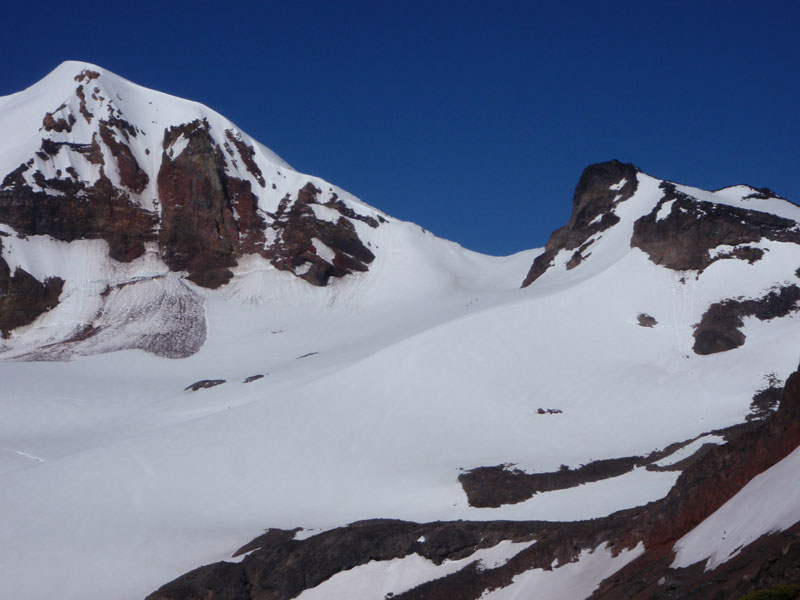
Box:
[693,284,800,355]
[1,80,379,302]
[637,313,657,327]
[224,129,265,188]
[631,182,800,272]
[0,245,64,337]
[184,379,226,392]
[749,375,783,421]
[522,160,639,286]
[459,457,646,508]
[592,365,800,600]
[147,519,596,600]
[147,561,251,600]
[42,104,76,133]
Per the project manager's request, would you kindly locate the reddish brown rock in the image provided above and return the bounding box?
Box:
[267,182,375,286]
[0,166,156,262]
[0,243,64,337]
[157,119,242,288]
[42,104,76,133]
[224,129,265,187]
[75,84,93,123]
[98,121,148,193]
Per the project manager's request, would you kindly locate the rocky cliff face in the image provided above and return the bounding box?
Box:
[522,159,639,286]
[0,63,383,354]
[631,181,800,272]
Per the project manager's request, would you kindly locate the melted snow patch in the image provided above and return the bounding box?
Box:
[166,133,190,159]
[609,178,627,191]
[310,203,342,223]
[672,445,800,571]
[295,540,534,600]
[293,527,333,541]
[311,238,336,263]
[654,435,725,468]
[655,199,675,222]
[481,542,644,600]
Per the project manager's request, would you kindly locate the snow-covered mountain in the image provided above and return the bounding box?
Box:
[1,62,800,600]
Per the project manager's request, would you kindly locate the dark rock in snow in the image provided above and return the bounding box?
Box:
[0,246,64,338]
[184,379,226,392]
[631,182,800,272]
[157,119,250,288]
[522,159,639,286]
[693,284,800,355]
[637,313,657,327]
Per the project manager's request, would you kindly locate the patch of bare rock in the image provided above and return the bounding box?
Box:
[185,380,226,392]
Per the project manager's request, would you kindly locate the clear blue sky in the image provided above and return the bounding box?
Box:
[2,1,798,255]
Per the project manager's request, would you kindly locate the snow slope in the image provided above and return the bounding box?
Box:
[672,444,800,571]
[0,63,799,600]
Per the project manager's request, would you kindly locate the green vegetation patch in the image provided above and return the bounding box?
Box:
[739,584,800,600]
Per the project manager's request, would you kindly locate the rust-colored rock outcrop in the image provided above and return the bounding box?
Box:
[0,166,157,263]
[0,242,63,338]
[266,182,375,286]
[157,119,244,288]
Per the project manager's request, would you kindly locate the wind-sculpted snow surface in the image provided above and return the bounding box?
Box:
[0,62,800,600]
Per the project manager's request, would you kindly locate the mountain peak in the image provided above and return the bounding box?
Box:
[0,64,390,358]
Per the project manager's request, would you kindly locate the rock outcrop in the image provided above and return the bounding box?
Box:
[522,159,639,286]
[631,182,800,272]
[0,65,381,344]
[0,241,63,338]
[693,284,800,355]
